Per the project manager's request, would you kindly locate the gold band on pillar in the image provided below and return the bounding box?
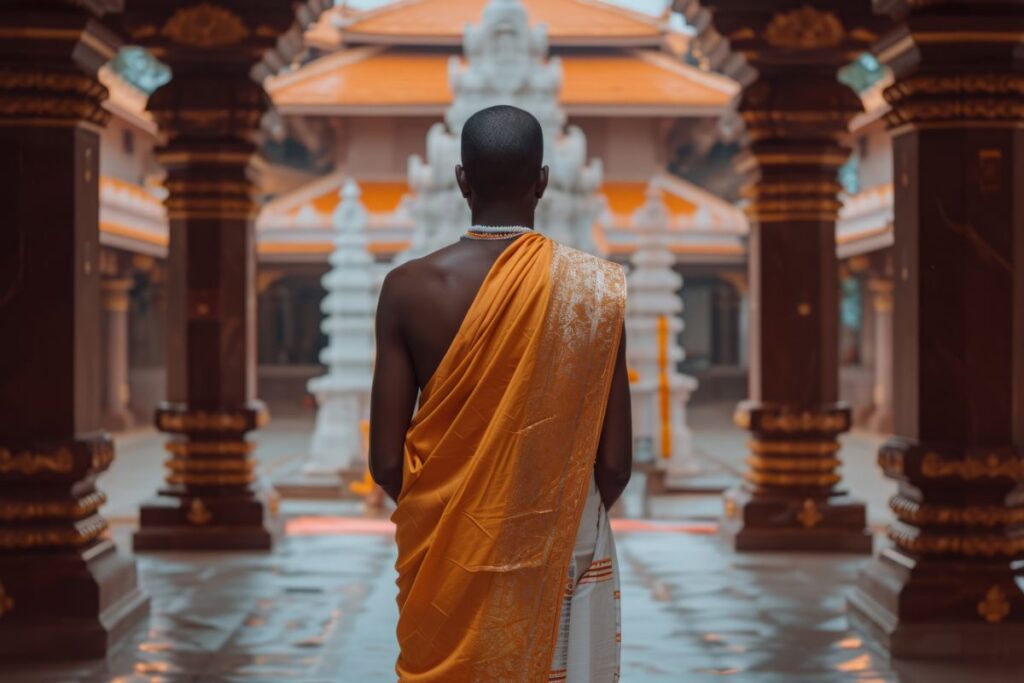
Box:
[101,277,133,312]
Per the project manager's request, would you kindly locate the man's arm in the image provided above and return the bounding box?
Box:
[369,269,419,502]
[594,323,632,510]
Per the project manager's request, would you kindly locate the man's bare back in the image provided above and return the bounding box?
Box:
[383,237,520,391]
[369,104,631,507]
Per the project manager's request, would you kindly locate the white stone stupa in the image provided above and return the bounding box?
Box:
[626,184,699,489]
[403,0,603,259]
[305,180,376,477]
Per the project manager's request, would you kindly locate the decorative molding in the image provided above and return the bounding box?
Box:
[764,6,845,50]
[165,440,254,456]
[0,448,74,475]
[890,496,1024,527]
[161,3,250,48]
[157,410,259,433]
[746,455,841,472]
[745,470,840,487]
[760,411,848,434]
[0,516,108,549]
[889,526,1024,557]
[749,439,840,457]
[168,471,255,486]
[889,74,1024,98]
[0,492,107,521]
[920,452,1024,480]
[165,458,254,473]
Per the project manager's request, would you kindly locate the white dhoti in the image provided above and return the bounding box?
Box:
[549,475,622,682]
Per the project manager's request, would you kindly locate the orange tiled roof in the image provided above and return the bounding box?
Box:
[271,49,450,109]
[296,180,409,216]
[603,181,696,218]
[561,53,730,109]
[343,0,663,45]
[268,48,733,113]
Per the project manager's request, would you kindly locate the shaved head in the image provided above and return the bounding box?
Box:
[459,105,544,203]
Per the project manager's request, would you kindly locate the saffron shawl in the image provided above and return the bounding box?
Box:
[392,232,626,682]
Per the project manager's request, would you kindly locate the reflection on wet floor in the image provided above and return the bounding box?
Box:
[7,511,1024,682]
[6,408,1022,682]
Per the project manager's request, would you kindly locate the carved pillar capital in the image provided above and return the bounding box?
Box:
[0,1,122,132]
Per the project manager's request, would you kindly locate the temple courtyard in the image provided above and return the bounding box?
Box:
[5,405,1022,683]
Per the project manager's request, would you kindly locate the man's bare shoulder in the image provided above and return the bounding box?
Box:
[379,243,464,309]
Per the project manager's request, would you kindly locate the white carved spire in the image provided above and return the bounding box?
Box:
[305,180,377,474]
[626,182,699,484]
[404,0,603,258]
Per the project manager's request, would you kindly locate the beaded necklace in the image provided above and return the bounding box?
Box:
[462,225,533,240]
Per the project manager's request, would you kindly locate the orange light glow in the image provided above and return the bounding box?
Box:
[286,516,396,536]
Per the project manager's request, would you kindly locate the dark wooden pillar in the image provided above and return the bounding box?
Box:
[848,0,1024,657]
[0,0,148,659]
[694,2,888,552]
[121,2,308,551]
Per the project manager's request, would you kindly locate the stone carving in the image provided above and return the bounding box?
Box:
[306,181,376,475]
[625,184,698,485]
[403,0,602,260]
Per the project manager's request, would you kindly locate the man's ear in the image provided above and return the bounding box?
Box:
[455,165,471,199]
[535,165,549,199]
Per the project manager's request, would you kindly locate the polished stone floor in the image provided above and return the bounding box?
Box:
[6,404,1021,682]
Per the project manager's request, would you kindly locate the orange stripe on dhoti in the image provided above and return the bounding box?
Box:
[391,231,626,682]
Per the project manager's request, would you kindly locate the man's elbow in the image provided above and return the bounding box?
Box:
[597,461,632,490]
[369,458,402,491]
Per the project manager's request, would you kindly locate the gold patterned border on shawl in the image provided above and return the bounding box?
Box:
[518,243,626,680]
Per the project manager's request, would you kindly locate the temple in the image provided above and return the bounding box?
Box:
[83,0,904,436]
[1,0,1022,677]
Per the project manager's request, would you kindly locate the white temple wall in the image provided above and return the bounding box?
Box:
[338,116,435,180]
[100,116,161,185]
[330,114,667,185]
[572,117,663,181]
[855,127,893,191]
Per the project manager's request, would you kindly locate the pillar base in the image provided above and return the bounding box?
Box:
[134,488,279,552]
[848,547,1024,658]
[722,486,872,553]
[0,540,148,660]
